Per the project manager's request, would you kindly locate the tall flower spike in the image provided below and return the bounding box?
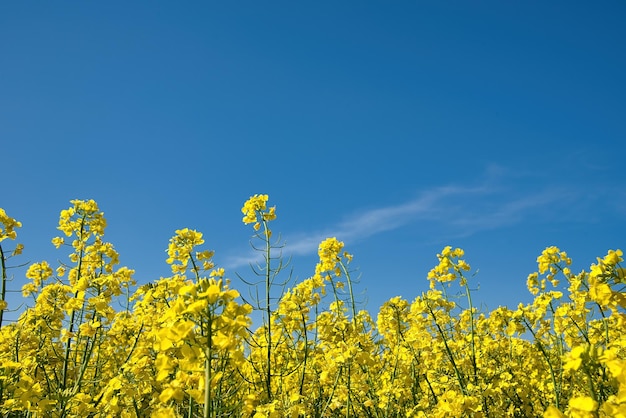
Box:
[316,237,345,277]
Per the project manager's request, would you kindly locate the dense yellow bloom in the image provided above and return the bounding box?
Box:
[563,345,587,372]
[544,405,566,417]
[23,261,54,296]
[568,396,598,416]
[1,199,625,418]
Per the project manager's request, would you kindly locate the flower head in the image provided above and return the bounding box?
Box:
[241,194,275,231]
[0,208,21,242]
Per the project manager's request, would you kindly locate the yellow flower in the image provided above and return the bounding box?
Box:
[213,331,236,350]
[198,282,222,304]
[12,243,24,256]
[563,345,586,372]
[165,228,207,273]
[316,237,344,274]
[427,246,470,288]
[210,267,225,278]
[263,206,276,221]
[0,208,22,241]
[589,277,613,306]
[568,396,598,414]
[241,194,270,224]
[183,299,207,315]
[152,407,178,418]
[241,194,276,239]
[79,321,101,338]
[159,386,185,403]
[544,406,565,417]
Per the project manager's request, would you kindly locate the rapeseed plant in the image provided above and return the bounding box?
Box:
[0,197,623,417]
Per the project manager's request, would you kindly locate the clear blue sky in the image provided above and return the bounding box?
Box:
[1,1,624,319]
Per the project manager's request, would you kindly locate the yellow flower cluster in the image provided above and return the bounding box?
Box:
[241,194,276,231]
[427,246,471,288]
[0,208,21,242]
[166,228,215,274]
[0,197,624,418]
[315,237,349,277]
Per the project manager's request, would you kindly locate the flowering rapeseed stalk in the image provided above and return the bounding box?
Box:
[240,194,284,404]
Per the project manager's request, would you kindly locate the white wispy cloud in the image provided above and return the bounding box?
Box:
[330,185,492,240]
[443,187,577,236]
[224,184,496,269]
[223,162,621,271]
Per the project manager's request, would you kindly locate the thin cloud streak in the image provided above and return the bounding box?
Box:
[224,185,492,269]
[223,182,599,271]
[445,188,576,234]
[333,186,491,240]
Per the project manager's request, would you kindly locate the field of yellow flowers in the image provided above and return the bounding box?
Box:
[0,196,624,417]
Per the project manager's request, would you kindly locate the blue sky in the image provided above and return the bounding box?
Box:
[1,1,625,320]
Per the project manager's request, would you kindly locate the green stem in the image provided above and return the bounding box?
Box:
[263,218,273,401]
[339,260,357,326]
[204,309,214,418]
[299,312,308,396]
[63,216,86,374]
[0,244,6,329]
[426,301,466,395]
[522,317,560,409]
[462,279,478,385]
[346,362,351,418]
